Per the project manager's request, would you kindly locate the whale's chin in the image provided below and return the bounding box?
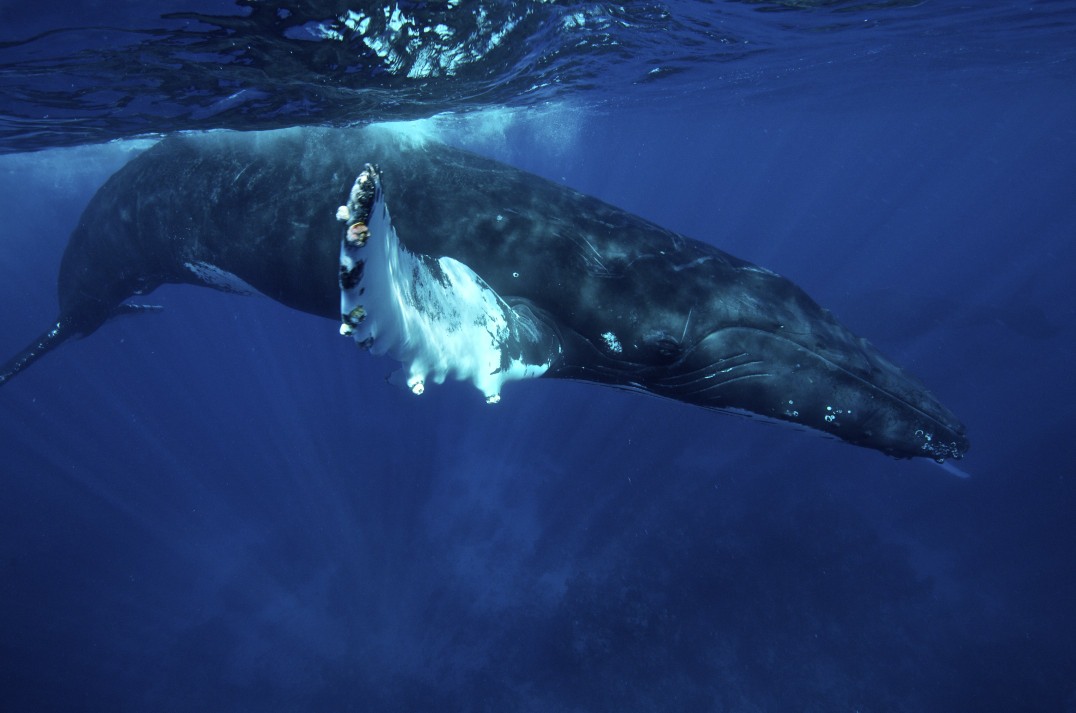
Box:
[654,327,969,461]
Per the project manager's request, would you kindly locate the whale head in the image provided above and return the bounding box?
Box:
[550,257,968,461]
[656,324,969,461]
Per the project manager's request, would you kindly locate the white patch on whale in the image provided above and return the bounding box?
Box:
[338,168,560,402]
[601,331,622,353]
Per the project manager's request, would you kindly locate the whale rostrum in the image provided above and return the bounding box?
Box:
[0,126,968,461]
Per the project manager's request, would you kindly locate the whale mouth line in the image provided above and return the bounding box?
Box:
[680,326,967,443]
[654,354,772,395]
[570,324,963,444]
[776,333,961,435]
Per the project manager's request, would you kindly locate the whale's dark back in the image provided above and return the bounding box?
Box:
[60,133,347,325]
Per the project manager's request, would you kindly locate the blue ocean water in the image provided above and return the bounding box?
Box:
[1,1,1075,711]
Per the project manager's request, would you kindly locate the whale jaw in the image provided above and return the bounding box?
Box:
[645,326,969,461]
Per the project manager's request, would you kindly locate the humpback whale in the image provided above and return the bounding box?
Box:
[0,127,968,461]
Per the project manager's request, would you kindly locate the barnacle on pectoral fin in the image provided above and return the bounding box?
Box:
[336,164,562,402]
[347,222,369,246]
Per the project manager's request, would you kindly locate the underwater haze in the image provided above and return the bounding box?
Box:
[2,1,1076,711]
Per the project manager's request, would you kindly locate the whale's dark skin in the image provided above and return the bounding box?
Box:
[1,127,968,461]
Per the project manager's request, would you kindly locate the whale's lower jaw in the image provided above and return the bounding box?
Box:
[646,328,969,461]
[337,165,562,403]
[545,324,967,461]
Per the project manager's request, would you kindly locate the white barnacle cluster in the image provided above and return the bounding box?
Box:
[337,168,558,403]
[601,331,623,354]
[916,430,965,462]
[915,428,963,461]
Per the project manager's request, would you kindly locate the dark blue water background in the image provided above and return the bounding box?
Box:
[2,1,1075,711]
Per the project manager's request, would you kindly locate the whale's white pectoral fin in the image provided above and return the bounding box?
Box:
[337,165,561,402]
